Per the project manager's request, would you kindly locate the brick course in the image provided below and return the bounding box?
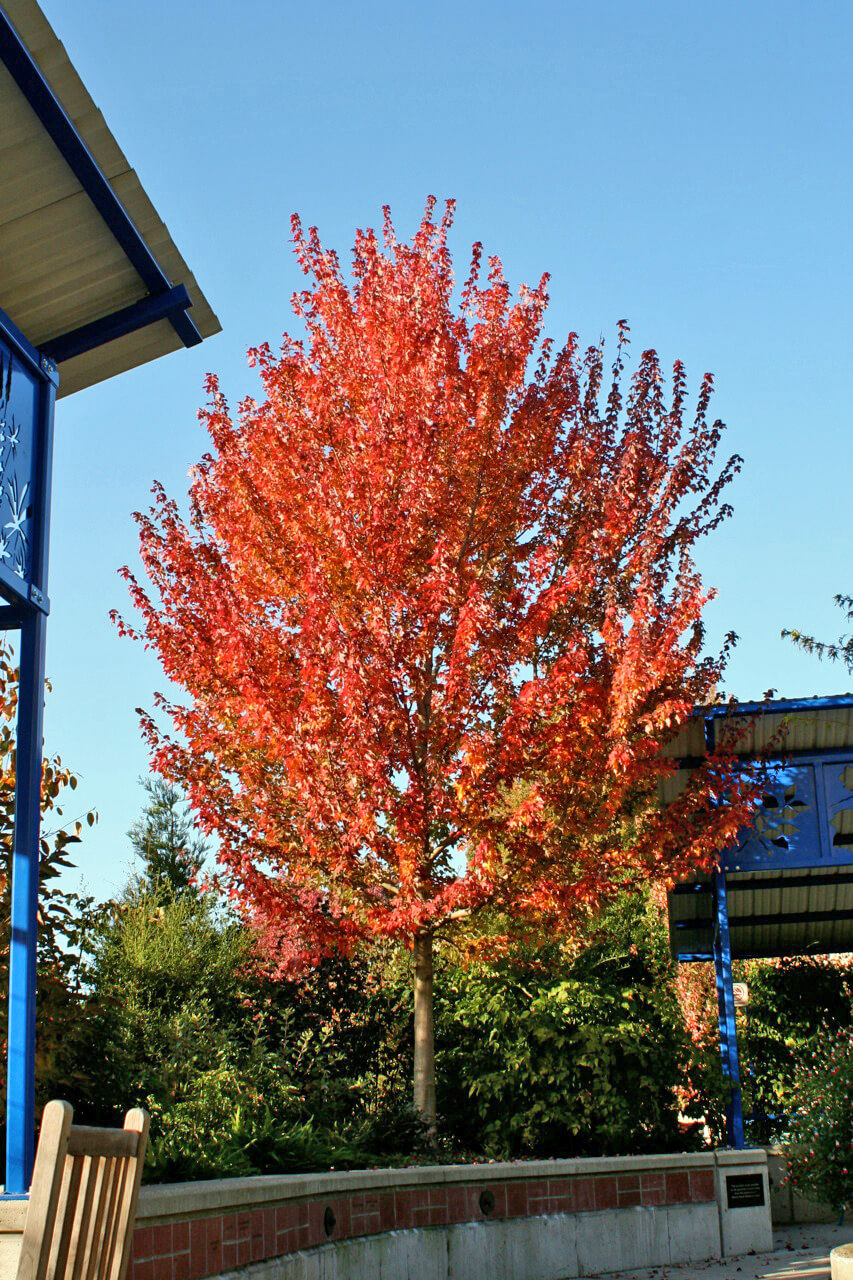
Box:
[126,1167,716,1280]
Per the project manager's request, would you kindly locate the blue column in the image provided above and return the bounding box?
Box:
[5,610,48,1193]
[712,869,745,1148]
[1,335,56,1195]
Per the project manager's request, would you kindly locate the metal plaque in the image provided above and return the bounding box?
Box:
[726,1174,765,1209]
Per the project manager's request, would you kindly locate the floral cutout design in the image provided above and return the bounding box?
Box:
[0,343,32,587]
[752,777,811,851]
[829,764,853,850]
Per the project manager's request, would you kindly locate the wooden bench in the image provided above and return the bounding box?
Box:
[15,1101,149,1280]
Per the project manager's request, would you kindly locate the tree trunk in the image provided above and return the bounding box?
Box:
[413,930,436,1129]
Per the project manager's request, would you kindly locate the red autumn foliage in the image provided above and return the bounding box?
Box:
[116,199,760,1114]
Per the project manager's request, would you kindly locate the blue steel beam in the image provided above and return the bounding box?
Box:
[5,610,48,1194]
[0,8,201,352]
[1,320,57,1193]
[42,285,194,365]
[712,870,745,1149]
[682,945,843,961]
[673,873,853,894]
[0,567,49,615]
[27,346,56,605]
[704,716,745,1147]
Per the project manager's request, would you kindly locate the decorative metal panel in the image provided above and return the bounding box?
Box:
[723,754,853,872]
[823,761,853,853]
[0,333,39,604]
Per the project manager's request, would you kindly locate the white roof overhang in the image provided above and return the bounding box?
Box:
[0,0,220,397]
[664,696,853,961]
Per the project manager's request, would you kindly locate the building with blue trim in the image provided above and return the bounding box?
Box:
[0,0,218,1193]
[666,695,853,1147]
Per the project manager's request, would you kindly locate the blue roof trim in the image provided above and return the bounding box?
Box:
[702,693,853,718]
[0,6,202,354]
[672,871,853,894]
[678,948,839,961]
[42,285,193,364]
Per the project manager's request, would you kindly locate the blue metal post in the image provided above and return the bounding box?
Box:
[5,610,48,1194]
[712,869,745,1148]
[0,330,57,1194]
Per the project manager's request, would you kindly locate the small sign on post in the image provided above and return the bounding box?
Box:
[733,982,749,1008]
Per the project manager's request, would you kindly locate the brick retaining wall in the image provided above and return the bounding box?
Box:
[0,1149,773,1280]
[128,1166,717,1280]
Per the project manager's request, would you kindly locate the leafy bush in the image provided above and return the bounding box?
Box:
[81,891,278,1124]
[43,832,852,1179]
[268,944,414,1130]
[146,1100,372,1182]
[783,1026,853,1218]
[434,894,692,1158]
[59,886,427,1178]
[741,957,853,1143]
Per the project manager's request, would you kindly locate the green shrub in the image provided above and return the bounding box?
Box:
[741,958,853,1144]
[80,892,276,1124]
[783,1026,853,1218]
[269,944,413,1129]
[146,1103,373,1183]
[434,895,691,1158]
[61,889,426,1178]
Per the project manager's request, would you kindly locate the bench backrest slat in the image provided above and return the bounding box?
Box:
[16,1103,149,1280]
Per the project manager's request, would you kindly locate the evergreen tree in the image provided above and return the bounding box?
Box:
[127,777,206,896]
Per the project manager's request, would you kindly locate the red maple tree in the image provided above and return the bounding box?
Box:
[117,199,760,1123]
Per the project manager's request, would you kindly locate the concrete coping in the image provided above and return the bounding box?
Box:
[831,1243,853,1280]
[715,1149,772,1167]
[0,1201,25,1231]
[0,1148,769,1230]
[134,1148,767,1222]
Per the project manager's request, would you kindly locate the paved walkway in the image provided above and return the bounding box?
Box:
[597,1224,849,1280]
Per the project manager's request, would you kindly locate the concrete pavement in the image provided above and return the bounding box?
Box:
[592,1223,850,1280]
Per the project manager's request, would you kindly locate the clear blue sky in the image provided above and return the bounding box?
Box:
[33,0,852,900]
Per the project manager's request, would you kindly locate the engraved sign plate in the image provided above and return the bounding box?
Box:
[726,1173,765,1209]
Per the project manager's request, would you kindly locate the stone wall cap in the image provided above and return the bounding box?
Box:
[137,1151,717,1221]
[0,1200,27,1229]
[715,1150,770,1168]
